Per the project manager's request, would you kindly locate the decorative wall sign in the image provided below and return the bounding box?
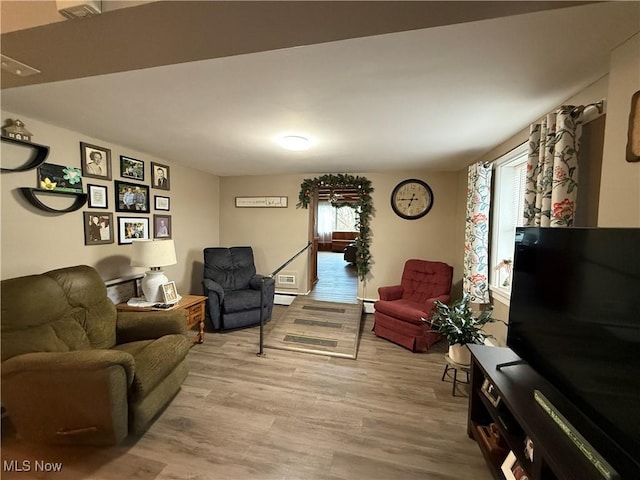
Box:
[37,163,83,193]
[235,196,288,208]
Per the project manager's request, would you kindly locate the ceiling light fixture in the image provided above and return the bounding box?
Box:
[279,135,310,151]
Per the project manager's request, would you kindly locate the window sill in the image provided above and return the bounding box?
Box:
[489,285,511,307]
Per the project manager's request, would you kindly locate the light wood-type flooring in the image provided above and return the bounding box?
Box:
[307,251,358,304]
[1,306,492,480]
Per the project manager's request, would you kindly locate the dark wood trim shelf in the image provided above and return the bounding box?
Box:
[20,188,88,213]
[468,345,638,480]
[1,136,50,173]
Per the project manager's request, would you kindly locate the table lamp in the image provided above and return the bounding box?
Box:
[131,239,177,303]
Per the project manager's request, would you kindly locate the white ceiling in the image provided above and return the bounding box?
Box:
[2,1,639,176]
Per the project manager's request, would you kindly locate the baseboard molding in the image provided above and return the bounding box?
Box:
[275,293,377,312]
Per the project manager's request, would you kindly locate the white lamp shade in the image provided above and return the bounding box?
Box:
[131,239,177,268]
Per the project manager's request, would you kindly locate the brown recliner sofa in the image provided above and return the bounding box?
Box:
[1,265,191,445]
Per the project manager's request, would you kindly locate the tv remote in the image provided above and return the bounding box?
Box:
[153,303,174,309]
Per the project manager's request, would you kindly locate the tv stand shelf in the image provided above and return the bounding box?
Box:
[468,345,635,480]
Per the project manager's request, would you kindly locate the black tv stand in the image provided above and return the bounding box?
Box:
[467,345,636,480]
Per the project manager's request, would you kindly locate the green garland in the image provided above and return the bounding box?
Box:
[297,174,374,280]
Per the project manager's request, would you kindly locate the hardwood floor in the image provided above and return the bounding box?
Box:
[1,307,491,480]
[307,251,358,304]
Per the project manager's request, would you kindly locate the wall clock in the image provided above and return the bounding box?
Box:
[390,178,434,220]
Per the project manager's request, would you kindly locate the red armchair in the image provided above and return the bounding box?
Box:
[373,259,453,352]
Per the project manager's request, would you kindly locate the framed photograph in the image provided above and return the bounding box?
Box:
[153,214,172,239]
[114,180,149,213]
[117,216,150,244]
[235,196,288,208]
[120,155,144,181]
[38,163,83,193]
[155,195,170,211]
[501,452,517,480]
[83,212,113,245]
[80,142,112,180]
[87,184,108,209]
[481,378,502,408]
[151,162,170,190]
[161,281,179,304]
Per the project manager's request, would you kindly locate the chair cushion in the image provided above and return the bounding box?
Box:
[374,299,435,326]
[113,334,190,402]
[1,269,97,362]
[203,247,257,291]
[222,289,261,313]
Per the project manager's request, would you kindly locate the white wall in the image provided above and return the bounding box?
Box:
[219,170,462,301]
[599,33,640,227]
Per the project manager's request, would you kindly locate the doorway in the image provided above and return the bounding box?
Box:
[308,188,359,304]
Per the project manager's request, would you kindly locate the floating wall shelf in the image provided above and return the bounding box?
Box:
[1,136,50,173]
[20,188,88,213]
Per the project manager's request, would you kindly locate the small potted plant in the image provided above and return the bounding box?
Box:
[430,294,498,365]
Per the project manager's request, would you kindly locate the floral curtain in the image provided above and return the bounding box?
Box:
[463,162,493,303]
[523,106,584,227]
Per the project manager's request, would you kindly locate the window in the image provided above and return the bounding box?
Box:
[317,201,358,243]
[490,143,528,304]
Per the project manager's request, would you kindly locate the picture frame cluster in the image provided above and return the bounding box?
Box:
[79,141,172,246]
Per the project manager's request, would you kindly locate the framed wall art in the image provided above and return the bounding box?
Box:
[151,162,170,190]
[117,216,150,244]
[114,180,149,213]
[83,212,114,245]
[38,164,83,193]
[153,214,172,239]
[80,142,112,180]
[235,196,288,208]
[161,281,179,304]
[154,195,170,211]
[87,184,108,209]
[120,155,144,181]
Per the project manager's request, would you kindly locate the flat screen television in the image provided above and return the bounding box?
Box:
[507,227,640,477]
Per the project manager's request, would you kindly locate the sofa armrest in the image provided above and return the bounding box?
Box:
[249,275,275,290]
[422,295,452,326]
[1,350,134,445]
[202,278,224,300]
[116,310,186,344]
[2,350,135,386]
[378,285,403,301]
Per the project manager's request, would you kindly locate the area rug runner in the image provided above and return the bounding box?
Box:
[264,296,363,359]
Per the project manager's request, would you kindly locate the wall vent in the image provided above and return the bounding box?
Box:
[277,274,296,286]
[57,1,102,19]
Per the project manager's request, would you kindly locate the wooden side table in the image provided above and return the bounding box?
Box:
[117,294,207,344]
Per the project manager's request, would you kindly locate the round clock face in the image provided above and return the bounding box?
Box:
[391,179,434,220]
